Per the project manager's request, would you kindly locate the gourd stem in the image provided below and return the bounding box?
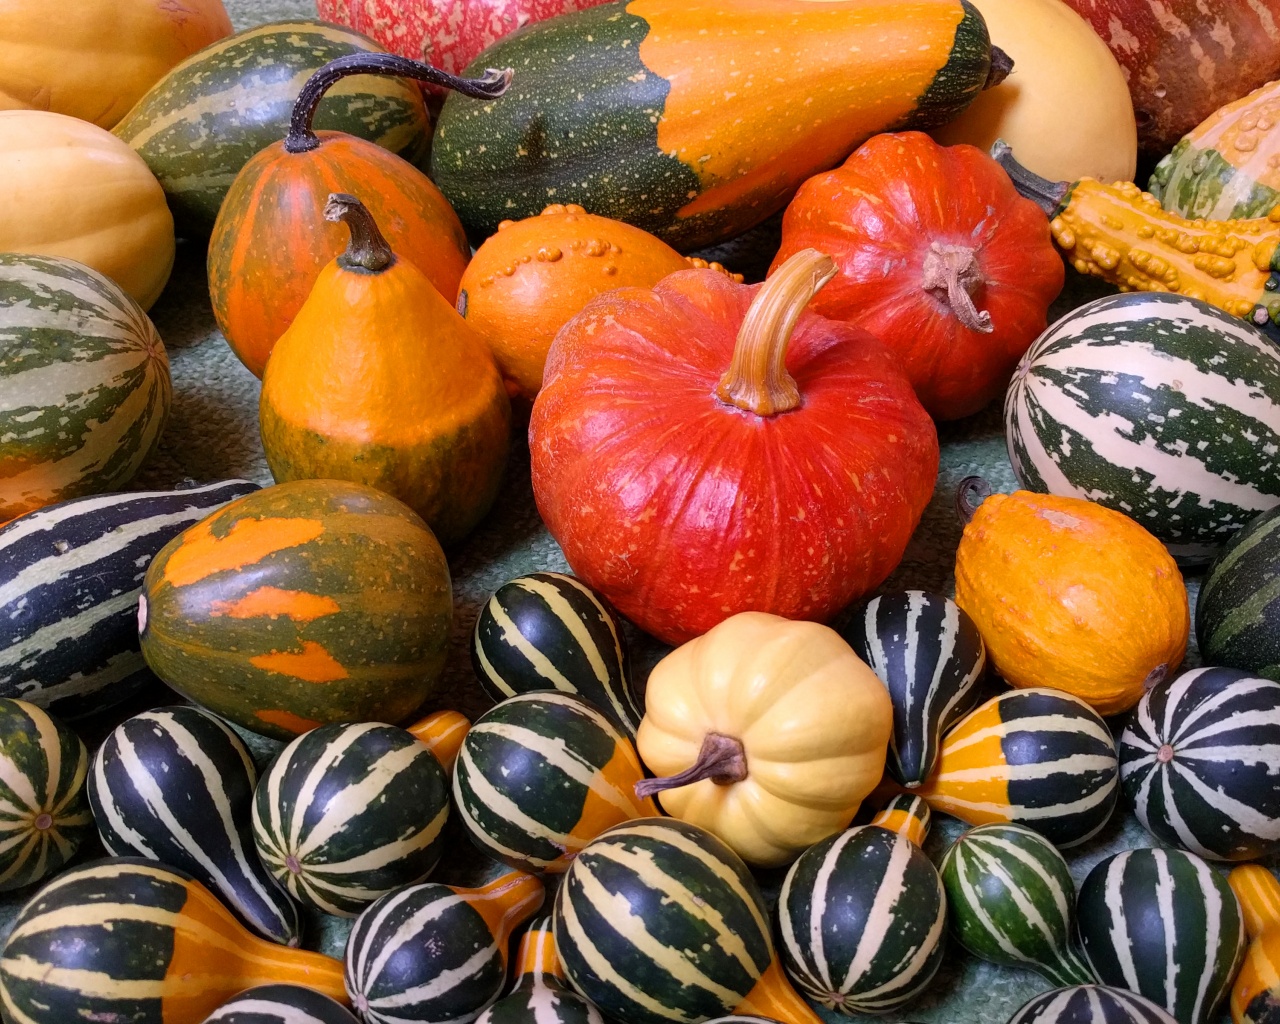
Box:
[325,193,395,273]
[922,243,993,333]
[984,46,1014,90]
[285,52,514,154]
[715,249,837,416]
[634,733,747,799]
[991,140,1070,217]
[955,476,993,524]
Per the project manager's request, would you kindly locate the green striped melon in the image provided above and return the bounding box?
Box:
[0,253,171,522]
[1007,986,1179,1024]
[939,823,1092,987]
[1197,504,1280,680]
[113,21,432,236]
[1005,291,1280,565]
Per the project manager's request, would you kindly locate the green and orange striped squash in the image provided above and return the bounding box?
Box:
[137,479,453,740]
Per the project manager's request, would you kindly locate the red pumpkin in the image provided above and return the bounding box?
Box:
[770,132,1063,422]
[529,250,939,645]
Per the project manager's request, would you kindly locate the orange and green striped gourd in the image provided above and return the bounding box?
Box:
[476,917,604,1024]
[870,793,933,849]
[1229,865,1280,1024]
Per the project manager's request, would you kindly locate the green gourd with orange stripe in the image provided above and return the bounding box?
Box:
[430,0,1010,250]
[137,479,453,740]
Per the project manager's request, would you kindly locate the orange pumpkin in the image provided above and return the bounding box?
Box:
[208,53,510,379]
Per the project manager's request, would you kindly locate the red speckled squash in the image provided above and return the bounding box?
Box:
[771,132,1063,421]
[529,250,939,645]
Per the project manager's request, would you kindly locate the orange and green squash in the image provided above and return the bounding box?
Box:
[259,194,510,546]
[1229,864,1280,1024]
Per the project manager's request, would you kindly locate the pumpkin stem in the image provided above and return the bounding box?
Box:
[991,140,1071,217]
[634,732,747,799]
[285,52,514,154]
[922,243,993,333]
[715,249,837,416]
[325,193,395,273]
[984,45,1014,90]
[955,476,993,524]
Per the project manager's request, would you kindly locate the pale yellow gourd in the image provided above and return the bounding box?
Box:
[634,611,893,868]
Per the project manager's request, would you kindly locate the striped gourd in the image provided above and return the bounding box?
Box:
[113,21,432,236]
[938,823,1092,986]
[1077,847,1247,1024]
[475,918,603,1024]
[914,688,1120,847]
[345,869,545,1024]
[1007,986,1179,1024]
[1228,865,1280,1024]
[0,859,347,1024]
[252,721,451,917]
[0,253,171,522]
[0,479,258,719]
[1120,667,1280,861]
[1005,291,1280,565]
[0,698,91,891]
[471,572,640,735]
[553,818,822,1024]
[202,984,359,1024]
[777,824,946,1015]
[89,705,300,945]
[1197,504,1280,681]
[843,590,986,786]
[452,692,657,873]
[869,793,932,848]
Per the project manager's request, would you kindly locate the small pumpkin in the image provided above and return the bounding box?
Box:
[1228,864,1280,1024]
[634,611,892,868]
[954,479,1189,716]
[259,193,510,545]
[530,250,938,644]
[771,131,1064,420]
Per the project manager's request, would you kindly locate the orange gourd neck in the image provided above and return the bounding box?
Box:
[510,919,569,989]
[737,958,825,1024]
[1230,865,1280,940]
[406,710,470,774]
[455,870,545,955]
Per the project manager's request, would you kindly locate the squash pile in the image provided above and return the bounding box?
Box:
[6,3,1280,1024]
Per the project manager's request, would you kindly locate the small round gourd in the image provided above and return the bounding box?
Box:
[777,825,945,1015]
[201,983,359,1023]
[1006,986,1179,1024]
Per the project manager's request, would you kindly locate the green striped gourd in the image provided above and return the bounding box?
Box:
[0,479,257,719]
[869,793,932,848]
[1007,986,1179,1024]
[1120,667,1280,861]
[475,918,603,1024]
[0,859,347,1024]
[138,479,453,740]
[452,692,657,873]
[1197,504,1280,680]
[344,869,545,1024]
[777,824,946,1015]
[0,698,91,891]
[843,590,986,786]
[252,721,451,917]
[202,984,360,1023]
[113,21,432,236]
[1077,848,1247,1024]
[1005,291,1280,566]
[89,706,299,945]
[471,573,640,735]
[0,253,171,522]
[914,688,1120,847]
[553,818,822,1024]
[939,823,1092,986]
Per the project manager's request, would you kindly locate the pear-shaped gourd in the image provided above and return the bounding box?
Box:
[90,705,300,945]
[259,193,510,546]
[475,917,602,1024]
[1228,865,1280,1024]
[202,984,360,1023]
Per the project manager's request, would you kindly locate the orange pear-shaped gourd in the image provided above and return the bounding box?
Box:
[1229,865,1280,1024]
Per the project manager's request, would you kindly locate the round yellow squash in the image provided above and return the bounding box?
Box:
[931,0,1137,183]
[0,111,175,310]
[954,488,1189,717]
[0,0,233,129]
[634,611,893,868]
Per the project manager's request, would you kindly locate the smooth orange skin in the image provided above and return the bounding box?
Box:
[954,491,1188,716]
[209,132,471,379]
[1230,865,1280,1024]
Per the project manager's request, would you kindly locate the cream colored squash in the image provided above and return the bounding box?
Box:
[0,111,175,310]
[931,0,1137,183]
[0,0,232,129]
[634,611,893,868]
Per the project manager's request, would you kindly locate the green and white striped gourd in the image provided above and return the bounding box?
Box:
[1005,291,1280,565]
[843,590,986,786]
[475,918,602,1024]
[0,698,91,891]
[344,870,545,1024]
[452,692,657,873]
[0,253,171,522]
[202,984,359,1023]
[89,705,300,945]
[1197,504,1280,680]
[939,823,1092,986]
[252,722,450,917]
[471,572,640,735]
[777,824,945,1015]
[869,793,932,848]
[1007,986,1179,1024]
[1077,847,1247,1024]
